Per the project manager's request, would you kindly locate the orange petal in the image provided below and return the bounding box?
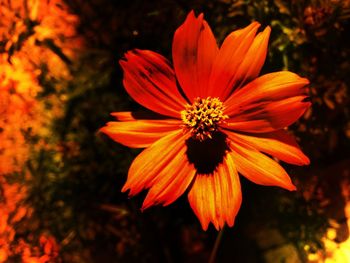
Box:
[228,139,296,191]
[172,11,219,101]
[188,154,242,230]
[223,95,311,133]
[100,118,181,148]
[231,26,271,91]
[120,49,187,118]
[226,130,310,166]
[141,145,196,210]
[122,130,189,196]
[225,71,310,116]
[110,112,136,121]
[208,22,260,99]
[111,111,169,121]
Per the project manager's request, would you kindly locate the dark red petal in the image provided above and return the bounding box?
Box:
[225,71,310,116]
[231,26,271,91]
[223,96,311,133]
[121,49,187,118]
[207,22,260,99]
[172,11,219,101]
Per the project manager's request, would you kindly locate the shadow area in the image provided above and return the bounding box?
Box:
[185,131,229,174]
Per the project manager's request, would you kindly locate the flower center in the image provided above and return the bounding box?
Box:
[181,97,228,141]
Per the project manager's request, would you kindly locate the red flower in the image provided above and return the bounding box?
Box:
[101,11,310,230]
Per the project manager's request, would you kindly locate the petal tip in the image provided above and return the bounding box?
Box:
[302,155,311,165]
[99,126,108,135]
[227,218,235,228]
[265,25,272,32]
[201,223,209,231]
[251,21,261,26]
[304,101,312,109]
[301,77,310,85]
[261,25,272,39]
[294,155,311,166]
[288,184,297,191]
[141,201,152,212]
[187,10,203,20]
[121,184,129,193]
[119,59,127,68]
[198,12,204,20]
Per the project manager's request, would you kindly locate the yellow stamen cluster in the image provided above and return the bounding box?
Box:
[181,97,228,141]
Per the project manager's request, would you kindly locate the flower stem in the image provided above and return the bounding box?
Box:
[209,226,225,263]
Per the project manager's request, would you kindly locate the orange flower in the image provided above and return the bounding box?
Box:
[101,11,311,230]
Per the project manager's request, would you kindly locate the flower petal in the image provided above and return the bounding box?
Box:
[141,145,196,210]
[232,26,271,91]
[225,71,310,116]
[110,111,136,121]
[122,130,189,196]
[188,154,242,230]
[100,118,181,148]
[120,49,187,118]
[226,130,310,166]
[208,22,261,99]
[228,139,296,191]
[223,95,311,133]
[172,11,219,101]
[111,111,170,121]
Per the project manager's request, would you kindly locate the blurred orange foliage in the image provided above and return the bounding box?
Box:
[0,55,42,175]
[0,177,29,262]
[0,0,83,261]
[0,176,60,262]
[0,0,82,175]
